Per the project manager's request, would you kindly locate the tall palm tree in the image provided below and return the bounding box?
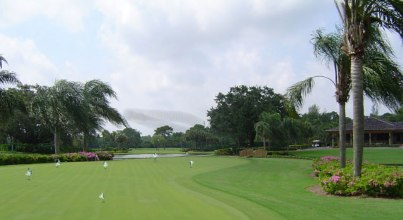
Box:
[79,80,127,151]
[287,28,402,168]
[335,0,402,176]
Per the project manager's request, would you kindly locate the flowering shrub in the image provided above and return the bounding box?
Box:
[79,152,99,161]
[95,151,114,160]
[313,156,403,198]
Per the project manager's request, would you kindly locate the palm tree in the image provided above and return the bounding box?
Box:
[287,28,402,168]
[31,80,85,154]
[79,80,127,151]
[0,55,21,121]
[335,0,402,176]
[254,121,270,150]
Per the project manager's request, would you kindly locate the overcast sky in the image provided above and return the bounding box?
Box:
[1,0,402,135]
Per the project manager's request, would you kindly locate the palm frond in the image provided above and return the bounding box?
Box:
[286,77,315,109]
[0,70,20,85]
[0,55,8,69]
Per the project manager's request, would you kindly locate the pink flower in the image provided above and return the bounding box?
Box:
[330,175,340,183]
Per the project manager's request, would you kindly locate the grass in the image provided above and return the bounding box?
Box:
[289,147,403,164]
[0,156,402,220]
[126,148,214,155]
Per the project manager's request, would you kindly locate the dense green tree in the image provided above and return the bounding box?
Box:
[335,0,402,176]
[0,85,52,151]
[121,128,141,148]
[208,85,289,147]
[185,124,208,150]
[151,134,166,150]
[154,125,173,138]
[255,112,285,150]
[170,132,185,148]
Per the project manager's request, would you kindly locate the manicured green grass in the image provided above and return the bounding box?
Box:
[0,156,402,220]
[127,147,184,154]
[127,148,214,155]
[289,147,403,164]
[195,158,403,219]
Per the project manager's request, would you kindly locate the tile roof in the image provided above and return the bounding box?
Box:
[326,117,403,132]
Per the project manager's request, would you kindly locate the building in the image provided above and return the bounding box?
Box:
[326,117,403,147]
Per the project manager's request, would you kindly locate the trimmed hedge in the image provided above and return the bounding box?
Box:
[0,151,114,166]
[313,156,403,198]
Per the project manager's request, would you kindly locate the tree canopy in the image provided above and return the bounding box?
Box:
[208,85,290,147]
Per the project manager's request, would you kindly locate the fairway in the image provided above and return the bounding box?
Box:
[290,147,403,164]
[0,156,402,220]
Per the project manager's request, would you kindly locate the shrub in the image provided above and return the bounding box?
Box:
[314,156,403,198]
[96,151,114,160]
[215,148,234,155]
[79,152,99,161]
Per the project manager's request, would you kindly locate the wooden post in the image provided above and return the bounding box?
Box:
[389,132,393,146]
[369,133,372,146]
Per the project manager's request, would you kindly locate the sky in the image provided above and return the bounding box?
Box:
[0,0,402,135]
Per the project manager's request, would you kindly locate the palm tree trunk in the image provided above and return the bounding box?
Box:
[339,102,346,168]
[83,133,88,152]
[351,55,364,177]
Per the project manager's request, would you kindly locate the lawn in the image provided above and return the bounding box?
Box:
[289,147,403,164]
[126,147,214,155]
[0,156,402,220]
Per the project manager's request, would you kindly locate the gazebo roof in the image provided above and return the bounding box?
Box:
[326,117,403,132]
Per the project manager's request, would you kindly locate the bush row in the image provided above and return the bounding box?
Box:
[0,151,114,166]
[313,156,403,198]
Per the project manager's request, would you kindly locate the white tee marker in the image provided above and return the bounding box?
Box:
[55,159,61,168]
[25,168,32,179]
[99,192,105,201]
[189,160,194,168]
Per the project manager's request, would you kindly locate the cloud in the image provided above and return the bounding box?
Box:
[0,0,92,32]
[124,109,204,134]
[0,34,59,86]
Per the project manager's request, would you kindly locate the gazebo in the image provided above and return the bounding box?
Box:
[326,117,403,147]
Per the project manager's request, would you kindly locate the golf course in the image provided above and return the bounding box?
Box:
[1,154,402,220]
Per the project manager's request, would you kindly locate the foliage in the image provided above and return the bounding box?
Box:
[313,156,403,198]
[154,125,173,137]
[208,85,290,147]
[0,151,114,165]
[214,148,234,156]
[95,151,114,160]
[185,124,217,150]
[0,153,54,165]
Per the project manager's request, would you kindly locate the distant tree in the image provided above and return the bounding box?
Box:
[121,128,141,148]
[170,132,185,148]
[151,134,166,150]
[208,85,289,147]
[185,124,209,150]
[154,125,173,138]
